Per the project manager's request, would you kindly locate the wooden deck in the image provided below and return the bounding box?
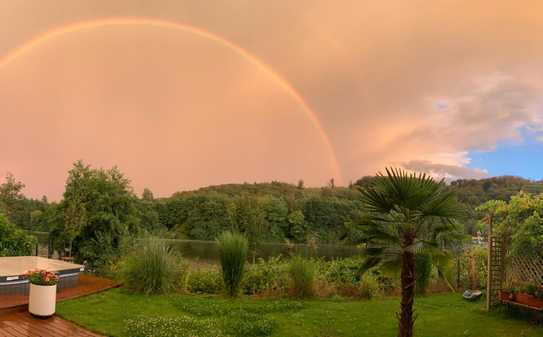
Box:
[0,275,117,336]
[0,275,117,311]
[0,311,102,337]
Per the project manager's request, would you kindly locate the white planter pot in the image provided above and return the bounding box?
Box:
[28,283,57,317]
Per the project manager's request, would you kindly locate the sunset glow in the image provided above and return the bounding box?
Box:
[1,18,341,198]
[2,1,543,198]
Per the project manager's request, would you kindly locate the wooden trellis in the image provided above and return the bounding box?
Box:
[508,256,543,285]
[485,216,543,310]
[487,235,505,310]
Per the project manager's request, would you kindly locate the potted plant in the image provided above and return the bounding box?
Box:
[26,269,59,318]
[515,283,543,309]
[499,285,516,301]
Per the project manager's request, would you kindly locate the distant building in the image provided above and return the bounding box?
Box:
[471,231,486,246]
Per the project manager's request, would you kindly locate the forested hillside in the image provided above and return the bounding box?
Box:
[2,164,543,254]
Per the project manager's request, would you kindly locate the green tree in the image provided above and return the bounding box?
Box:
[260,195,289,240]
[233,195,267,255]
[302,196,358,242]
[58,161,140,269]
[0,173,28,227]
[478,192,543,258]
[142,188,154,201]
[137,188,162,233]
[181,193,234,240]
[359,168,460,337]
[287,210,306,242]
[0,213,37,256]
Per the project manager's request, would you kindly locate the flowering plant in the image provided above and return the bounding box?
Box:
[26,269,59,286]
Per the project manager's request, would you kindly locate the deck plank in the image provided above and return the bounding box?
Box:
[0,275,117,311]
[0,311,104,337]
[0,275,115,337]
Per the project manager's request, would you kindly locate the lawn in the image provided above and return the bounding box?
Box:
[57,288,542,337]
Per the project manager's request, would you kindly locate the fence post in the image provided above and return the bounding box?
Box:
[486,215,493,311]
[486,215,504,311]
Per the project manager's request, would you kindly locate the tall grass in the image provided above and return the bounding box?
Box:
[288,256,315,298]
[119,237,184,294]
[217,231,248,297]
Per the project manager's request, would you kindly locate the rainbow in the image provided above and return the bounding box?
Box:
[0,17,342,183]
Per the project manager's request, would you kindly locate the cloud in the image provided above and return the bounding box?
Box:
[2,1,543,196]
[402,160,489,181]
[423,74,543,150]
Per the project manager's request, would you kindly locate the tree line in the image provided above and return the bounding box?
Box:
[2,161,543,267]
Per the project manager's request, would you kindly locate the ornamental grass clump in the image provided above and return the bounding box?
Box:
[288,256,316,298]
[217,231,248,297]
[119,237,184,294]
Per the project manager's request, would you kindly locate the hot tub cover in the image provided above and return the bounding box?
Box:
[0,256,83,278]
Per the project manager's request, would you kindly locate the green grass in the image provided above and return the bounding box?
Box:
[57,288,543,337]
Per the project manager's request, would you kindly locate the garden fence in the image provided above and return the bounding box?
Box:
[24,230,52,257]
[508,255,543,285]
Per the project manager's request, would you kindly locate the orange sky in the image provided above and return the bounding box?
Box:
[2,1,543,199]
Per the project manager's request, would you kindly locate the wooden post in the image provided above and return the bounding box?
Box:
[456,255,461,290]
[486,215,493,311]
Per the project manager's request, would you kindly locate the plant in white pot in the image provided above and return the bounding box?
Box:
[26,269,59,318]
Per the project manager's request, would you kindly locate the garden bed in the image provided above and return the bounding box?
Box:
[500,291,543,311]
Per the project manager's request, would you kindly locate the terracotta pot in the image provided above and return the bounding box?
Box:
[515,292,543,309]
[28,283,57,318]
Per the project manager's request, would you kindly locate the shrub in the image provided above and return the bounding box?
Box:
[359,273,380,299]
[119,238,184,294]
[242,257,289,295]
[457,246,487,290]
[323,257,365,285]
[0,213,37,256]
[415,252,432,295]
[186,270,223,294]
[124,316,224,337]
[217,231,248,297]
[288,256,315,298]
[511,212,543,259]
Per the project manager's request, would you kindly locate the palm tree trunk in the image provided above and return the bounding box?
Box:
[398,242,416,337]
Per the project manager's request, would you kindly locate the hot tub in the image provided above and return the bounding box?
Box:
[0,256,84,295]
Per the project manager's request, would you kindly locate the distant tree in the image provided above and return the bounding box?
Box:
[142,188,154,201]
[0,213,37,256]
[134,188,161,233]
[287,210,306,242]
[0,173,27,227]
[354,176,379,189]
[181,193,234,240]
[302,196,358,242]
[233,195,266,260]
[260,195,289,240]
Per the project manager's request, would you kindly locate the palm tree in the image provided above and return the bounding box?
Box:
[359,168,461,337]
